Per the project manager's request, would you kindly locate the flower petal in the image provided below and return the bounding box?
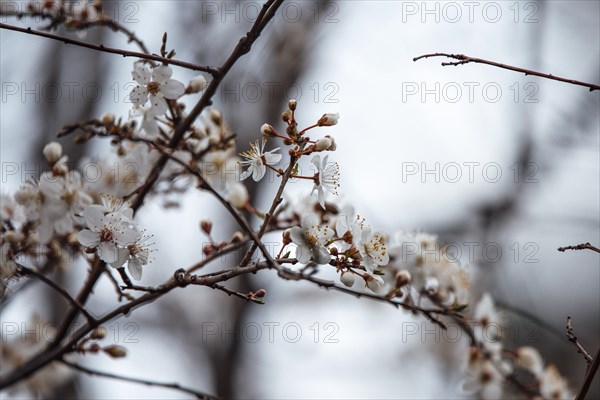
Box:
[129,86,149,105]
[161,79,185,99]
[252,163,266,182]
[83,205,105,230]
[132,64,151,84]
[149,95,168,115]
[77,229,99,247]
[152,65,172,85]
[98,241,118,263]
[128,260,143,280]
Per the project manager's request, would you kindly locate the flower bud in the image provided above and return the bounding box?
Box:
[340,271,355,287]
[395,270,411,288]
[200,219,212,235]
[210,108,222,125]
[261,123,275,137]
[43,142,62,164]
[253,288,267,298]
[187,74,208,93]
[3,231,24,244]
[288,98,297,111]
[515,347,544,377]
[365,274,384,292]
[227,183,249,209]
[232,231,244,243]
[103,345,127,358]
[282,228,292,245]
[314,137,333,152]
[317,113,339,127]
[101,112,115,126]
[281,111,290,122]
[90,326,107,340]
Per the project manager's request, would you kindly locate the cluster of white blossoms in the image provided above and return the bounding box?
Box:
[0,57,579,398]
[463,294,575,400]
[77,196,152,280]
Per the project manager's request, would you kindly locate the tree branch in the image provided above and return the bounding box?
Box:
[558,242,600,254]
[17,265,96,323]
[0,23,218,74]
[566,316,594,364]
[413,53,600,92]
[59,359,218,399]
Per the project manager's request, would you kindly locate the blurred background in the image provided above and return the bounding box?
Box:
[1,0,599,398]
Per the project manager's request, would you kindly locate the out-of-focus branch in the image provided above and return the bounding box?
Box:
[17,265,96,323]
[558,242,600,254]
[0,23,218,74]
[59,359,218,400]
[566,316,594,364]
[413,53,600,92]
[576,348,600,400]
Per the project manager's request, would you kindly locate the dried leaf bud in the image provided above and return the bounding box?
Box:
[43,142,62,164]
[232,231,244,243]
[103,345,127,358]
[187,74,208,93]
[317,113,339,127]
[342,230,353,244]
[261,123,275,137]
[329,247,338,256]
[340,271,355,287]
[288,98,297,111]
[101,112,115,126]
[314,137,333,152]
[203,243,216,255]
[346,245,363,260]
[200,219,212,235]
[395,269,411,288]
[210,108,222,125]
[90,326,107,340]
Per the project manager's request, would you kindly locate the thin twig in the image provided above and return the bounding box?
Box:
[566,316,594,364]
[0,23,218,74]
[60,359,218,399]
[17,265,96,323]
[558,242,600,254]
[413,53,600,92]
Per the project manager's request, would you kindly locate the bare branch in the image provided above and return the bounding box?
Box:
[413,53,600,92]
[558,242,600,254]
[60,359,218,399]
[566,316,594,364]
[0,23,218,75]
[17,265,96,323]
[576,348,600,400]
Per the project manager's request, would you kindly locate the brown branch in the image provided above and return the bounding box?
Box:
[0,23,218,75]
[558,242,600,254]
[566,316,594,365]
[129,0,284,213]
[210,283,265,304]
[576,348,600,400]
[51,257,104,348]
[59,359,218,399]
[0,8,151,55]
[413,53,600,92]
[17,265,96,323]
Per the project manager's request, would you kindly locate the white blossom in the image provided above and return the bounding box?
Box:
[239,139,282,182]
[539,365,574,399]
[290,214,334,264]
[77,204,139,264]
[310,154,340,209]
[129,64,185,115]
